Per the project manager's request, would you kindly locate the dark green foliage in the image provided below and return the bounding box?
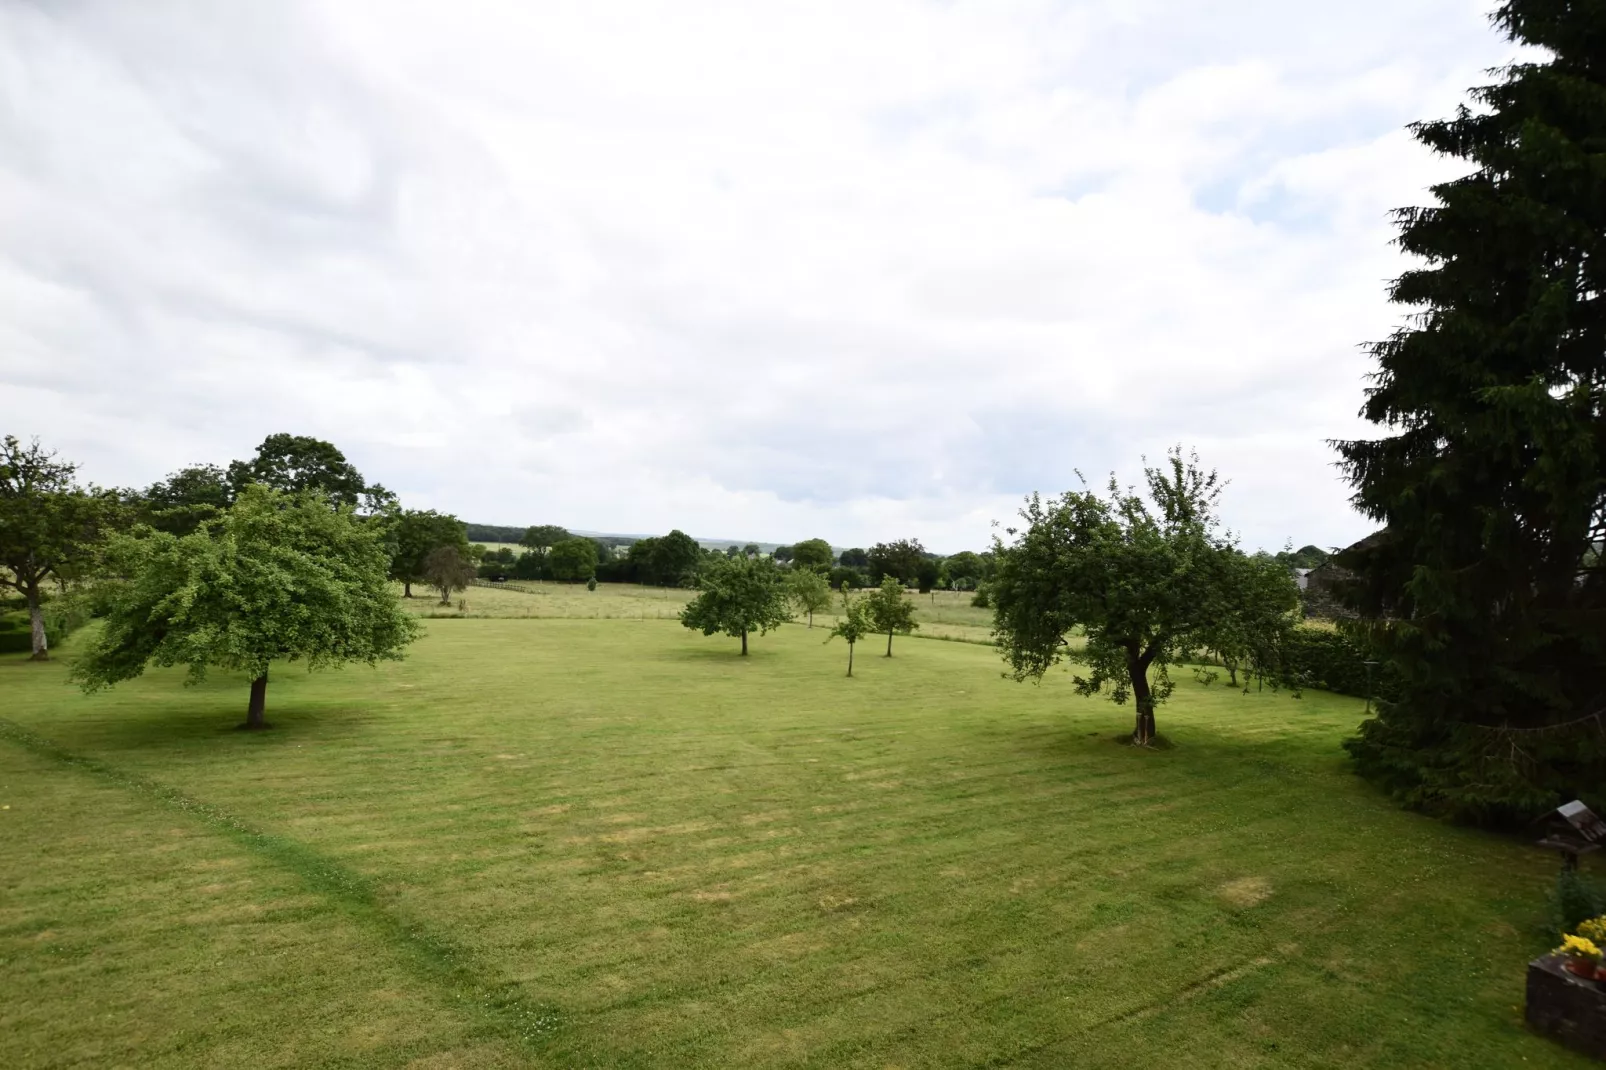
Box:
[970,584,991,609]
[915,558,940,594]
[388,510,470,596]
[827,566,863,590]
[549,537,599,582]
[462,523,528,543]
[226,433,369,507]
[650,529,704,587]
[1551,868,1606,938]
[1274,544,1331,571]
[1334,1,1606,824]
[1280,628,1400,701]
[867,539,925,585]
[142,464,231,535]
[0,435,122,659]
[1193,551,1302,689]
[771,544,794,564]
[943,551,985,589]
[586,576,598,591]
[0,596,93,654]
[679,555,790,655]
[790,538,834,572]
[838,547,869,569]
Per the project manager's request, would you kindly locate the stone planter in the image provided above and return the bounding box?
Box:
[1528,952,1606,1060]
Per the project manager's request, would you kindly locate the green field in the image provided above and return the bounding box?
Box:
[0,601,1592,1067]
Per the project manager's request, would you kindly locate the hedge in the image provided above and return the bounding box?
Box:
[1280,626,1399,702]
[0,597,94,655]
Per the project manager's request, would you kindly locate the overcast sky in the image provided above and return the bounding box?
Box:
[1,1,1515,551]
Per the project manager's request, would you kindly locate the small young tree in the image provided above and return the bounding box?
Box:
[826,587,873,676]
[0,436,119,659]
[679,555,790,655]
[992,449,1231,744]
[72,485,418,729]
[423,545,477,604]
[865,575,918,656]
[787,566,832,628]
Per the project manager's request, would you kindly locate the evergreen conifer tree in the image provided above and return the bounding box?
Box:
[1335,1,1606,823]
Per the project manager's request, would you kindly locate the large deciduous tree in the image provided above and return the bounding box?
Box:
[73,484,418,728]
[992,450,1231,744]
[389,510,470,598]
[790,538,835,573]
[142,464,232,536]
[519,525,570,576]
[0,436,117,659]
[227,433,369,507]
[1334,1,1606,823]
[679,555,790,655]
[865,576,918,656]
[651,529,704,587]
[867,539,925,585]
[549,537,599,582]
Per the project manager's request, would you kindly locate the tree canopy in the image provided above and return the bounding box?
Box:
[650,529,704,587]
[549,537,599,582]
[825,587,873,676]
[226,433,370,508]
[787,566,832,628]
[143,464,232,536]
[679,555,791,655]
[865,576,918,657]
[423,545,477,604]
[388,509,470,597]
[867,539,925,585]
[73,484,418,728]
[790,538,835,573]
[0,436,120,659]
[991,450,1235,744]
[1333,0,1606,823]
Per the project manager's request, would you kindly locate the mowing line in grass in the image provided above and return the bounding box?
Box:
[0,716,567,1058]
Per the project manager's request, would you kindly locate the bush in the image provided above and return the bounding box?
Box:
[971,584,991,609]
[1279,627,1399,701]
[828,566,863,590]
[1551,868,1606,938]
[0,592,96,654]
[586,577,598,591]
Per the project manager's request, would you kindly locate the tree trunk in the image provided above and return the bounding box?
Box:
[808,610,813,628]
[847,641,854,677]
[403,580,412,598]
[886,629,893,657]
[26,580,47,661]
[244,672,269,730]
[741,628,748,656]
[1128,647,1156,744]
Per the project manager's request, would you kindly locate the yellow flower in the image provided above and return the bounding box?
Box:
[1577,917,1606,944]
[1559,934,1603,961]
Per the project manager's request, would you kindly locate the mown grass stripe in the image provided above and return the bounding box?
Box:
[0,716,565,1056]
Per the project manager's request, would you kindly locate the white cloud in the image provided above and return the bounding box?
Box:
[0,0,1515,550]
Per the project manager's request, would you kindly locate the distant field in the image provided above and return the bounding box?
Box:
[412,581,1001,643]
[1,613,1592,1068]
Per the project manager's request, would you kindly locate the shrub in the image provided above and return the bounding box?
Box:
[586,577,598,591]
[1551,869,1606,938]
[1278,627,1399,701]
[970,584,991,609]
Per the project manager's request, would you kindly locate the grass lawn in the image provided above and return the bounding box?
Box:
[1,614,1594,1068]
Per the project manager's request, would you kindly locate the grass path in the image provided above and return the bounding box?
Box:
[0,618,1594,1067]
